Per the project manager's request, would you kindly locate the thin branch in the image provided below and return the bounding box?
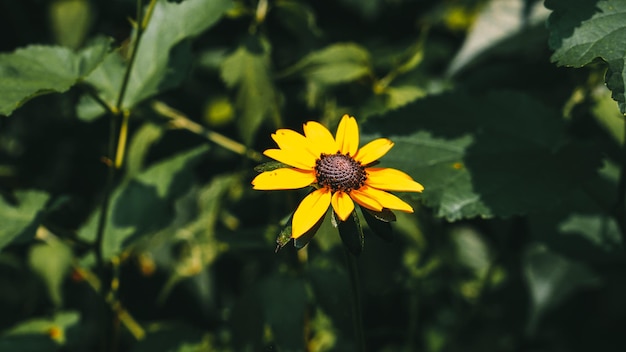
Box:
[115,0,153,111]
[151,101,264,162]
[94,0,156,274]
[73,265,146,340]
[94,111,118,272]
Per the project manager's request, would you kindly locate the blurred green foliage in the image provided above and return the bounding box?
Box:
[0,0,625,351]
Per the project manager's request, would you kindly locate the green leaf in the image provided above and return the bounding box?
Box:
[49,0,93,49]
[336,0,384,20]
[334,210,364,255]
[77,146,208,261]
[221,37,280,144]
[447,0,550,76]
[523,245,600,335]
[385,85,427,109]
[361,90,602,220]
[254,161,290,173]
[360,207,393,242]
[260,275,308,350]
[0,191,49,251]
[279,43,372,85]
[547,0,626,113]
[130,324,206,352]
[28,239,73,307]
[124,122,165,180]
[0,37,111,116]
[87,0,232,110]
[230,274,308,351]
[529,160,623,262]
[124,0,232,108]
[274,0,322,40]
[275,224,293,251]
[0,311,80,347]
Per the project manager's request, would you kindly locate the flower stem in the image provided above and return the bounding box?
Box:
[343,246,366,352]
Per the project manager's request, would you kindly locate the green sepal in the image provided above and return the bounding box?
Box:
[334,210,364,256]
[254,161,290,173]
[275,224,292,253]
[360,207,394,242]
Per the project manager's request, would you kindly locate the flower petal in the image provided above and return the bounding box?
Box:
[335,115,359,156]
[365,168,424,192]
[263,149,316,170]
[358,185,414,213]
[303,121,338,155]
[354,138,394,165]
[349,189,383,212]
[252,168,316,190]
[331,191,355,221]
[271,129,319,159]
[292,188,331,239]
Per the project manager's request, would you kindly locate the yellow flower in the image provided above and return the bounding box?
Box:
[252,115,424,240]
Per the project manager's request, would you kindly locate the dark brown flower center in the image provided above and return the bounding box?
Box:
[315,152,367,192]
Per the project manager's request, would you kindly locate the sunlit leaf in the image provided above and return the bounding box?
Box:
[0,191,49,251]
[279,43,372,85]
[87,0,232,110]
[0,311,80,347]
[547,0,626,113]
[125,122,165,179]
[49,0,93,49]
[0,37,111,116]
[447,0,550,76]
[123,0,232,108]
[450,226,491,274]
[221,37,280,144]
[28,238,73,307]
[385,85,427,109]
[361,90,602,220]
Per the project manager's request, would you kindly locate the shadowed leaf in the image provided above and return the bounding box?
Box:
[547,0,626,113]
[361,90,602,220]
[0,191,49,251]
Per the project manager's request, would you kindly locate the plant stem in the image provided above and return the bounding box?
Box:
[94,0,155,273]
[94,112,118,272]
[115,111,130,168]
[115,0,150,111]
[344,247,366,352]
[73,265,145,340]
[615,114,626,242]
